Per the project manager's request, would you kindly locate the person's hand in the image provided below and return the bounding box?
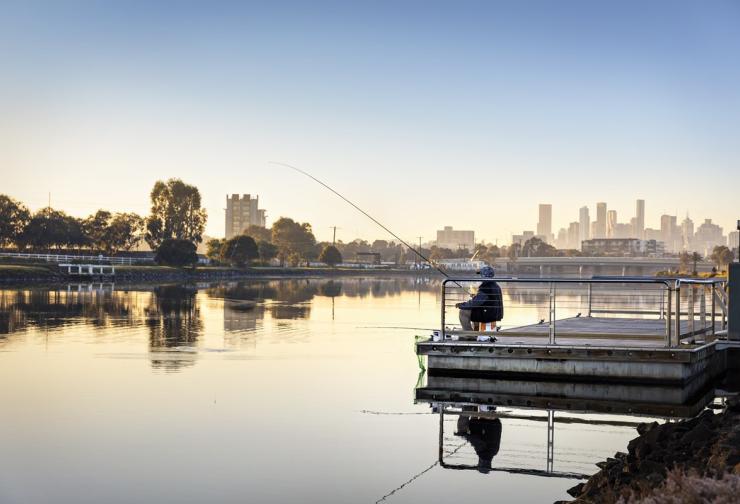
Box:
[455,303,461,308]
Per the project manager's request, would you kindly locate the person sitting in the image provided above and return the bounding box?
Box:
[456,266,503,332]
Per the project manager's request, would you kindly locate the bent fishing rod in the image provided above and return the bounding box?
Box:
[269,161,460,285]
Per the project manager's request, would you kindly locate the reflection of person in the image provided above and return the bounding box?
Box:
[455,266,503,331]
[456,415,502,473]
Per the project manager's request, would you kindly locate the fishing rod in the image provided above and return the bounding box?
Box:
[269,161,459,284]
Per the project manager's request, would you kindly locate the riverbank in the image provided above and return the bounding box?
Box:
[0,262,430,286]
[563,397,740,503]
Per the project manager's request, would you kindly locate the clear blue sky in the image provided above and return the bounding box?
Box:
[2,0,739,243]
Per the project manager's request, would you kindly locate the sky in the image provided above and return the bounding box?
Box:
[2,0,739,244]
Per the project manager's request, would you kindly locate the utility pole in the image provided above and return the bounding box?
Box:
[329,226,340,246]
[417,236,423,266]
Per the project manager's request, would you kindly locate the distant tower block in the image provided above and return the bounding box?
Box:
[537,204,552,243]
[225,194,267,239]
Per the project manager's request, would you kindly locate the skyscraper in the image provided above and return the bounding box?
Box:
[634,199,645,239]
[681,215,694,251]
[579,206,590,249]
[225,194,267,239]
[660,214,679,252]
[606,210,618,238]
[594,202,607,239]
[537,204,552,243]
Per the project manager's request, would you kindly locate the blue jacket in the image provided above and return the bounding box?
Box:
[459,280,504,323]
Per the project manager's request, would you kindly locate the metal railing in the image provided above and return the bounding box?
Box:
[0,252,153,265]
[441,276,727,348]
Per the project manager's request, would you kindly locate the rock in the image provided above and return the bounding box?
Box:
[726,396,740,412]
[681,423,714,446]
[566,483,584,497]
[637,421,658,435]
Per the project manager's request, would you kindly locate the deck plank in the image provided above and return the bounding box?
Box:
[446,316,719,348]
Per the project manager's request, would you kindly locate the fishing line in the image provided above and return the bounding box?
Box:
[269,161,460,285]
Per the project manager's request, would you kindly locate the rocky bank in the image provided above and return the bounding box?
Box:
[562,398,740,503]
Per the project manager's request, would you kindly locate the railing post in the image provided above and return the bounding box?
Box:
[549,282,556,345]
[711,284,716,338]
[674,284,681,347]
[700,286,707,338]
[688,285,695,337]
[440,281,446,336]
[666,287,672,347]
[587,283,593,317]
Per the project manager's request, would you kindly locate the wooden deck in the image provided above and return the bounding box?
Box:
[446,316,718,348]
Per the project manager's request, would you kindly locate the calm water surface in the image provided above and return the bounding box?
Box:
[0,278,674,503]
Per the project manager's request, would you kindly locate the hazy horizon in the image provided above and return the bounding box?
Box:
[3,1,739,244]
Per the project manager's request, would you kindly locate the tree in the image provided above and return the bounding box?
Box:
[271,217,316,266]
[507,243,521,261]
[257,240,278,264]
[154,238,198,266]
[18,208,87,250]
[108,213,145,252]
[205,238,225,263]
[319,245,343,267]
[710,246,734,271]
[83,210,113,252]
[0,195,30,248]
[521,237,557,257]
[691,252,702,275]
[220,235,259,267]
[145,179,207,249]
[243,225,272,243]
[679,251,691,273]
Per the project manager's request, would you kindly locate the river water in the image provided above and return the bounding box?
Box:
[0,277,712,503]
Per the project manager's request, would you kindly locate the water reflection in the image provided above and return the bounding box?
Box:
[455,413,502,473]
[146,285,202,372]
[0,287,141,335]
[416,374,724,482]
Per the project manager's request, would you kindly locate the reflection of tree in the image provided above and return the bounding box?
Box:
[146,285,202,372]
[318,281,342,298]
[0,288,140,335]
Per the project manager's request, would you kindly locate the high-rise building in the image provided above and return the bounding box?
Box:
[567,222,580,250]
[729,231,739,252]
[578,206,590,249]
[555,228,567,249]
[594,202,607,239]
[511,231,535,246]
[225,194,267,239]
[681,215,694,251]
[660,214,680,252]
[634,199,645,239]
[537,204,553,243]
[606,210,618,238]
[694,219,725,256]
[436,226,475,251]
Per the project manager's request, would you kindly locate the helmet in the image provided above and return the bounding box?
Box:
[478,266,495,278]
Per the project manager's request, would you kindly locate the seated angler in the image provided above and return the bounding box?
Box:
[455,266,504,332]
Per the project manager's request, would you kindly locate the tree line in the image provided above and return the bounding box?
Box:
[0,179,207,263]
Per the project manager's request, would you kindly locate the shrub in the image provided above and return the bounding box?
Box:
[319,245,342,267]
[155,239,198,267]
[220,235,259,267]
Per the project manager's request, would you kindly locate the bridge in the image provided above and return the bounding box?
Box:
[492,256,715,276]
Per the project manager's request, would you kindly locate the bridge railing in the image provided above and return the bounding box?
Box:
[440,277,727,347]
[0,252,153,265]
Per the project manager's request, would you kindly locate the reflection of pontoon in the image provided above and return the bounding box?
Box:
[417,374,717,418]
[416,375,719,480]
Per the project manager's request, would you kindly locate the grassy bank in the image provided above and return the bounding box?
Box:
[0,263,61,281]
[0,261,425,286]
